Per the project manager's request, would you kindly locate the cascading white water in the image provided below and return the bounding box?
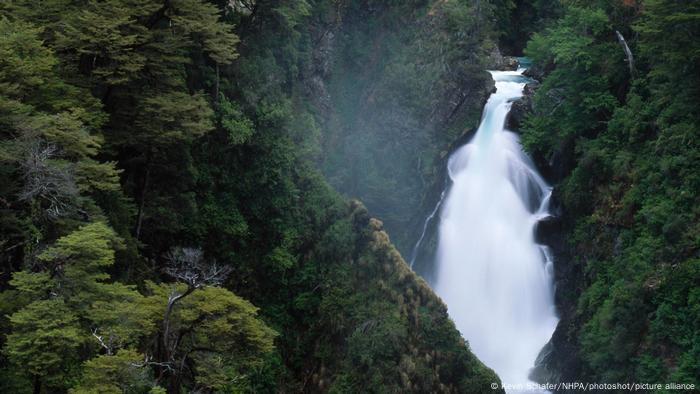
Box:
[409,189,445,268]
[433,68,558,392]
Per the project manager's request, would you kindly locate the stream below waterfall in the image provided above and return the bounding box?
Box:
[420,66,559,393]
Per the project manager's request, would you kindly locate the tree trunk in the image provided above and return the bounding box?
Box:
[32,375,41,394]
[134,152,152,241]
[215,63,220,101]
[168,375,181,394]
[162,286,194,358]
[161,286,194,394]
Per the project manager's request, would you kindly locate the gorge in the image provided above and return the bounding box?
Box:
[430,66,558,391]
[1,1,698,393]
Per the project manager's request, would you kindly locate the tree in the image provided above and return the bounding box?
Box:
[5,299,82,394]
[69,349,153,394]
[3,222,125,392]
[519,1,700,386]
[138,247,276,392]
[0,16,120,281]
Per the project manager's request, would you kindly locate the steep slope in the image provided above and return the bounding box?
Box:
[269,200,501,392]
[514,2,700,390]
[307,1,503,254]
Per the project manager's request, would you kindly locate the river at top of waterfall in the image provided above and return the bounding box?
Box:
[433,68,558,393]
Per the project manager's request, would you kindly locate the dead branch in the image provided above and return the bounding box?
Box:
[19,141,78,218]
[92,328,114,355]
[163,247,232,289]
[160,247,232,368]
[131,354,175,373]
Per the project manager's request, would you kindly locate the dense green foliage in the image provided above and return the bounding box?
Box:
[10,0,698,391]
[497,0,563,55]
[0,1,506,392]
[521,0,700,389]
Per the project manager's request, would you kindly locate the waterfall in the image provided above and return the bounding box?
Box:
[409,189,445,269]
[433,68,558,392]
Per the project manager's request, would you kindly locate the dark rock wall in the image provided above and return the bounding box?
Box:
[303,2,500,255]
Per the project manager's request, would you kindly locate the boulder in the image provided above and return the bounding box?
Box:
[503,56,520,70]
[488,47,519,70]
[523,63,545,81]
[506,80,539,131]
[534,215,561,244]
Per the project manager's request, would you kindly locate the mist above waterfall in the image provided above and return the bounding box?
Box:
[433,69,558,391]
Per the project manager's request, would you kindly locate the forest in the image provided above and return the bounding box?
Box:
[520,0,700,388]
[0,0,698,393]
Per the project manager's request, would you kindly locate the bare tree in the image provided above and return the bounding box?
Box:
[158,247,232,389]
[163,247,232,289]
[18,141,78,218]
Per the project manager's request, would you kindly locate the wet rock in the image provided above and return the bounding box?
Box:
[489,47,519,70]
[534,215,561,244]
[530,184,587,391]
[508,100,527,130]
[503,56,520,70]
[523,63,545,81]
[530,340,555,383]
[531,317,584,392]
[523,81,539,97]
[506,80,539,131]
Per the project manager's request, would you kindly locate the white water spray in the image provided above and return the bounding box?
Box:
[433,69,558,391]
[409,189,445,268]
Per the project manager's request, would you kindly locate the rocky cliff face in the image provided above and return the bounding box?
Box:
[303,2,501,254]
[515,78,584,391]
[507,80,538,131]
[530,191,585,389]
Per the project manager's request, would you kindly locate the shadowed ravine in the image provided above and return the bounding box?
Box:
[428,68,559,393]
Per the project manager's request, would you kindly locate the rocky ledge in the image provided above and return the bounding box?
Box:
[507,79,539,131]
[490,47,520,71]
